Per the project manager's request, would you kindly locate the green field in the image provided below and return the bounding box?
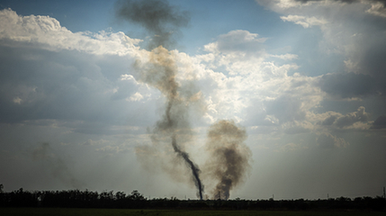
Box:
[1,208,385,216]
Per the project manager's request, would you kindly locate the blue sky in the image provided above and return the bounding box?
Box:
[0,0,386,200]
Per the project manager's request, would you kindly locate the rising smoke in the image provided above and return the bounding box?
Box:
[116,0,189,49]
[116,0,204,199]
[204,120,251,200]
[117,0,252,200]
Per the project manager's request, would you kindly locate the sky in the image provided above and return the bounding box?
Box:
[0,0,386,200]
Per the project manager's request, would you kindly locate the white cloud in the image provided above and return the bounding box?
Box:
[120,74,136,81]
[189,29,327,136]
[202,30,267,75]
[259,0,386,100]
[280,15,327,28]
[0,8,142,56]
[0,7,379,155]
[269,53,299,60]
[0,9,157,132]
[128,92,144,101]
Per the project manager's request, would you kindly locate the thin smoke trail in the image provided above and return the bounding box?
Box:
[171,135,203,200]
[164,89,203,200]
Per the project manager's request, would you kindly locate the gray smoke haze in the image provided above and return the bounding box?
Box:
[116,0,204,199]
[32,143,83,189]
[116,0,189,49]
[205,120,252,200]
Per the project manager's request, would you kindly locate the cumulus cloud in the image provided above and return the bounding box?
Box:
[257,0,386,101]
[191,28,326,136]
[192,29,323,129]
[333,106,369,128]
[0,8,156,133]
[0,6,381,156]
[202,30,268,75]
[227,1,386,147]
[316,106,371,131]
[0,9,142,55]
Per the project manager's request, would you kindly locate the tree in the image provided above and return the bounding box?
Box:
[129,190,144,201]
[115,191,126,200]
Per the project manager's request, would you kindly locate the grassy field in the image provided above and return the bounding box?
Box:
[1,208,385,216]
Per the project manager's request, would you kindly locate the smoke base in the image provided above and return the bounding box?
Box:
[204,120,252,200]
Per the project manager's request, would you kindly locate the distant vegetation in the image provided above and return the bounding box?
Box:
[0,187,385,212]
[2,208,386,216]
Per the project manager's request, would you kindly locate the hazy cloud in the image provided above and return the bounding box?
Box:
[260,0,386,100]
[371,115,386,129]
[282,120,313,134]
[205,30,266,55]
[265,95,307,123]
[319,73,381,99]
[316,133,349,148]
[33,143,83,188]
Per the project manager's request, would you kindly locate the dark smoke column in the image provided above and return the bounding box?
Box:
[171,135,203,200]
[205,120,252,200]
[116,0,189,50]
[116,0,204,199]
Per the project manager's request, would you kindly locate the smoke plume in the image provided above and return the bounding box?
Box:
[205,120,251,200]
[116,0,189,49]
[117,0,204,199]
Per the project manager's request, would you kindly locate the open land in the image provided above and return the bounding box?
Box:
[1,208,386,216]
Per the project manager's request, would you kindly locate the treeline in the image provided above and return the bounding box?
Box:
[0,188,385,211]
